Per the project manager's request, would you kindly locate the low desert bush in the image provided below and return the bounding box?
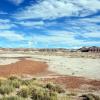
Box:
[21,80,31,86]
[0,79,7,86]
[0,96,25,100]
[0,77,66,100]
[67,92,77,96]
[54,85,65,93]
[22,79,42,89]
[79,94,100,100]
[21,78,37,85]
[7,76,22,88]
[31,89,57,100]
[0,85,14,95]
[10,79,21,88]
[45,83,65,93]
[17,87,29,98]
[0,80,3,86]
[8,76,20,81]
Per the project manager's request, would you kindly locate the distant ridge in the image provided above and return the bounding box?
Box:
[0,46,100,52]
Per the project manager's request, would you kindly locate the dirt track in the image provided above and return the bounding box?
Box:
[0,59,48,77]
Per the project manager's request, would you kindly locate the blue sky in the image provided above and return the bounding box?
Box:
[0,0,100,48]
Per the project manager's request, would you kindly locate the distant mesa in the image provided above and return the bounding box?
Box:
[79,46,100,53]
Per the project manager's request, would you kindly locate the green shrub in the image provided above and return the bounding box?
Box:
[0,85,14,95]
[0,96,25,100]
[0,80,3,86]
[32,78,37,80]
[31,88,57,100]
[22,79,41,88]
[21,80,31,86]
[45,83,65,93]
[17,87,29,98]
[79,94,100,100]
[54,85,65,93]
[67,92,77,96]
[10,80,21,88]
[49,92,57,100]
[0,79,7,87]
[8,76,20,81]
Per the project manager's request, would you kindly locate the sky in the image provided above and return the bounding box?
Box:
[0,0,100,48]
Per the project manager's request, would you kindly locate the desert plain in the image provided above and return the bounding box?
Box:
[0,48,100,99]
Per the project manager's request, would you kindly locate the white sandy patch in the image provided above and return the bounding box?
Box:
[30,55,100,80]
[0,59,19,65]
[0,54,29,57]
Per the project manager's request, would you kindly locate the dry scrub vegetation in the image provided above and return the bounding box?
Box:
[0,76,100,100]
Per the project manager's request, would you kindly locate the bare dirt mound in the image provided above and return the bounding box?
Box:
[0,59,48,77]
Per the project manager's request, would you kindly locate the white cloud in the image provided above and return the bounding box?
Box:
[19,21,44,27]
[0,30,24,41]
[0,19,16,29]
[26,30,82,47]
[0,23,16,30]
[63,15,100,33]
[83,32,100,38]
[77,0,100,11]
[0,29,99,48]
[14,0,100,20]
[25,29,100,48]
[8,0,24,5]
[81,16,100,23]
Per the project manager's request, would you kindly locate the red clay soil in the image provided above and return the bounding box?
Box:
[0,59,48,77]
[42,76,100,89]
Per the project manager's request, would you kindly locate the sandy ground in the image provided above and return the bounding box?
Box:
[29,55,100,80]
[0,58,19,65]
[0,53,100,94]
[0,53,100,79]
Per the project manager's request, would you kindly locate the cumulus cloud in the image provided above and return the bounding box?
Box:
[14,0,100,20]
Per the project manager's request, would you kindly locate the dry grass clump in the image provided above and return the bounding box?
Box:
[17,87,29,98]
[10,79,21,88]
[31,88,57,100]
[0,76,100,100]
[0,76,21,95]
[79,94,100,100]
[0,85,14,95]
[45,83,65,93]
[0,96,25,100]
[0,76,58,100]
[8,76,20,81]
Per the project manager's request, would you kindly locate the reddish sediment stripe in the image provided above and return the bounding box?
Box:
[0,59,48,77]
